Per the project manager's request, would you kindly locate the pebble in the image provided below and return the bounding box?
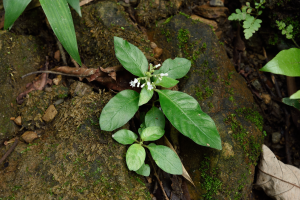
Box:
[251,79,262,91]
[210,0,224,7]
[42,105,58,122]
[13,116,22,126]
[272,132,281,144]
[21,131,38,143]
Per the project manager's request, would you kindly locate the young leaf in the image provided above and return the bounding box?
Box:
[67,0,81,17]
[153,58,191,79]
[290,90,300,99]
[141,126,165,141]
[112,129,138,145]
[145,107,165,129]
[114,36,148,77]
[126,144,146,171]
[3,0,32,30]
[100,90,139,131]
[147,143,182,175]
[138,86,153,106]
[135,163,150,176]
[260,48,300,77]
[156,90,222,150]
[282,97,300,110]
[39,0,82,65]
[154,77,179,88]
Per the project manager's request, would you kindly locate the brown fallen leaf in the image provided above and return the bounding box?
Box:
[254,144,300,200]
[21,131,38,143]
[54,50,60,61]
[79,0,94,6]
[164,136,195,186]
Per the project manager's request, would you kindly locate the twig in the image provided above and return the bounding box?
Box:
[56,40,67,65]
[21,70,92,78]
[148,152,169,200]
[0,139,19,165]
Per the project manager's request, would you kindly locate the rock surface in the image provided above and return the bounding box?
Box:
[153,14,264,199]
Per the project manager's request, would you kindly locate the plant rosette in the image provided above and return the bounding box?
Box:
[99,37,222,155]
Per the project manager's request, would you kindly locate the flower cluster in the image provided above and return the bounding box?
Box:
[129,63,168,91]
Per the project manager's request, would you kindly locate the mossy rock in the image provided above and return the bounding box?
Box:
[73,0,153,68]
[0,32,47,143]
[153,14,264,199]
[0,91,151,199]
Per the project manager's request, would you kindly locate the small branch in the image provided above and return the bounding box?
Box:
[56,40,67,65]
[0,139,19,165]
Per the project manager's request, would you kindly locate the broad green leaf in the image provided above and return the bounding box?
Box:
[112,129,138,145]
[4,0,32,30]
[154,76,179,88]
[147,143,182,175]
[67,0,81,17]
[290,90,300,99]
[126,144,146,171]
[156,90,222,150]
[260,48,300,77]
[153,58,191,79]
[135,163,150,176]
[114,36,148,77]
[145,107,165,129]
[282,97,300,110]
[100,90,139,131]
[39,0,81,65]
[138,86,153,106]
[141,126,165,141]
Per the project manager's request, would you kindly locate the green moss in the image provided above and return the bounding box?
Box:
[179,12,191,19]
[200,156,222,200]
[163,16,173,24]
[235,107,263,131]
[177,28,190,48]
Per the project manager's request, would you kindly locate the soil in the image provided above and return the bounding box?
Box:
[0,0,300,199]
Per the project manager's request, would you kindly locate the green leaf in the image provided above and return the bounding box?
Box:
[283,97,300,110]
[126,144,146,171]
[154,77,179,88]
[67,0,81,17]
[290,90,300,99]
[153,58,191,79]
[100,90,139,131]
[260,48,300,77]
[135,163,150,176]
[141,126,165,141]
[156,90,222,150]
[145,107,165,129]
[147,143,182,175]
[112,129,138,145]
[39,0,81,65]
[3,0,32,30]
[114,37,148,77]
[138,86,153,106]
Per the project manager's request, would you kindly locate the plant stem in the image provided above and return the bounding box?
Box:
[291,38,300,48]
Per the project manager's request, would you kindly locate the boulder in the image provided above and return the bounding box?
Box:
[153,14,264,199]
[193,4,229,19]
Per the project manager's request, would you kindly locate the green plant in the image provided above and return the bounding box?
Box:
[112,107,182,175]
[228,0,265,39]
[3,0,82,65]
[99,37,222,174]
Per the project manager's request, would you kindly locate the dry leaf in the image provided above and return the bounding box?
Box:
[255,145,300,200]
[79,0,94,6]
[164,136,195,186]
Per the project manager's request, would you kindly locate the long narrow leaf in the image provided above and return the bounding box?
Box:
[39,0,81,65]
[4,0,32,29]
[67,0,81,17]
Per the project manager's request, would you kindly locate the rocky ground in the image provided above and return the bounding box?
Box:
[0,0,299,199]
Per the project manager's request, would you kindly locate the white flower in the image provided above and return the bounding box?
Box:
[160,73,168,77]
[141,83,145,88]
[129,78,139,87]
[159,77,162,81]
[137,81,140,87]
[154,64,161,68]
[147,82,153,90]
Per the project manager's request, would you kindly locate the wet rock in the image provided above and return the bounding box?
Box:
[153,15,263,199]
[251,79,262,91]
[210,0,224,7]
[193,4,229,19]
[0,92,151,199]
[21,131,38,143]
[42,105,58,122]
[272,132,281,144]
[70,82,93,97]
[0,32,47,143]
[191,15,218,31]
